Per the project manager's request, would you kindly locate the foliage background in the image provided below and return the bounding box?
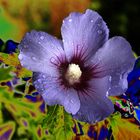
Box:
[0,0,140,140]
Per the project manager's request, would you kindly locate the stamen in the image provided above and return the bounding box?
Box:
[65,63,82,85]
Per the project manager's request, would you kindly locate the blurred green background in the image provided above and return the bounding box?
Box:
[0,0,140,140]
[0,0,139,54]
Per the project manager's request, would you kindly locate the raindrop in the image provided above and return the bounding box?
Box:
[68,19,72,22]
[40,36,44,40]
[70,100,74,103]
[123,93,126,96]
[32,56,37,61]
[50,57,56,63]
[42,74,46,78]
[106,91,109,97]
[40,88,44,92]
[109,76,112,82]
[37,79,42,83]
[97,30,102,34]
[91,20,94,23]
[18,54,23,60]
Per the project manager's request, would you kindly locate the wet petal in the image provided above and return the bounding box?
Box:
[73,77,114,123]
[18,30,65,75]
[61,9,109,61]
[91,36,135,96]
[33,72,80,115]
[63,89,80,115]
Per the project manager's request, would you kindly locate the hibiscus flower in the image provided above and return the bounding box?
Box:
[18,9,135,123]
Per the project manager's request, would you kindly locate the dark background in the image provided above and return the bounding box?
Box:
[0,0,139,54]
[98,0,140,55]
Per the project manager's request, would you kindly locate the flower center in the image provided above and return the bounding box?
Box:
[65,63,82,85]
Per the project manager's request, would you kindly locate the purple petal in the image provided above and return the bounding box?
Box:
[91,36,135,96]
[61,9,109,61]
[18,30,65,75]
[63,88,80,115]
[33,72,80,115]
[73,77,114,123]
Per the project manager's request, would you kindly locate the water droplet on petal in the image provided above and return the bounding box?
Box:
[40,36,44,40]
[62,39,65,43]
[70,100,74,103]
[109,76,112,82]
[50,57,55,63]
[37,79,42,83]
[91,20,94,23]
[68,19,72,22]
[50,57,59,66]
[123,93,126,96]
[41,88,44,91]
[106,91,109,97]
[97,30,102,34]
[42,74,46,78]
[18,54,23,60]
[32,56,37,61]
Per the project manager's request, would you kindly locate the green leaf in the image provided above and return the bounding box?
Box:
[0,52,32,78]
[0,67,13,82]
[42,105,74,140]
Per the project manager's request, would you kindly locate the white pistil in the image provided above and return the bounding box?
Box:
[65,64,82,85]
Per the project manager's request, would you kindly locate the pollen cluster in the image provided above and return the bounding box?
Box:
[65,63,82,85]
